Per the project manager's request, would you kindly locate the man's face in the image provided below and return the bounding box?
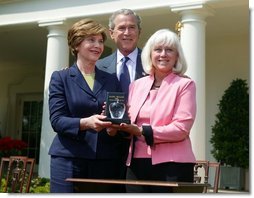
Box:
[109,14,141,56]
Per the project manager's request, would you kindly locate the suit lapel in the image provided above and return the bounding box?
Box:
[70,64,110,98]
[93,67,107,96]
[131,75,154,123]
[69,64,94,96]
[109,52,117,73]
[99,52,117,74]
[135,48,146,79]
[149,73,176,124]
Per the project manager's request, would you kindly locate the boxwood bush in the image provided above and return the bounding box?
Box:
[210,78,249,169]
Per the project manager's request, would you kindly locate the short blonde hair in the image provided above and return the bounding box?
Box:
[68,18,107,57]
[141,29,187,75]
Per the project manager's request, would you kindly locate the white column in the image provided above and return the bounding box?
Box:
[38,19,69,178]
[172,5,213,160]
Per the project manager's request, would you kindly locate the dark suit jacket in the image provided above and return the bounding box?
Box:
[96,49,146,160]
[96,48,145,80]
[48,63,126,159]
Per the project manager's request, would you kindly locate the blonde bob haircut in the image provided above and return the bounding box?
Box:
[68,18,107,57]
[141,29,187,75]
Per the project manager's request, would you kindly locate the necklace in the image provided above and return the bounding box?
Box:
[152,79,162,89]
[152,84,160,90]
[152,82,161,87]
[153,85,160,88]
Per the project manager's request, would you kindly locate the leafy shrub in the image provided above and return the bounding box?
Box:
[30,177,50,193]
[0,176,50,193]
[210,78,249,168]
[0,178,7,192]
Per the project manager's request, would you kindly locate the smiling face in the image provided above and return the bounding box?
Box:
[151,44,178,75]
[76,34,104,63]
[109,14,140,56]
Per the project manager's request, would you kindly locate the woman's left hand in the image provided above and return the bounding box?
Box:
[117,123,142,137]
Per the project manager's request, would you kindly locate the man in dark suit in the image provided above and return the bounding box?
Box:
[96,8,146,192]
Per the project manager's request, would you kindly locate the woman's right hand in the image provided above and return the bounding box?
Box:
[80,114,112,132]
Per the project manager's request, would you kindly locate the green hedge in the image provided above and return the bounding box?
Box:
[0,176,50,193]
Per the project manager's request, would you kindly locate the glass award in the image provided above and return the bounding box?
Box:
[104,92,130,124]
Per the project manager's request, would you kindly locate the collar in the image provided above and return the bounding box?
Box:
[117,48,138,64]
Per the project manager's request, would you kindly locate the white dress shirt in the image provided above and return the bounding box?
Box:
[116,48,138,83]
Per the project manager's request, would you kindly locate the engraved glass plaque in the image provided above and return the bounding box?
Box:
[104,92,130,124]
[109,98,126,119]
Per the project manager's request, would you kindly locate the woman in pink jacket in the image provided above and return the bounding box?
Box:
[108,28,196,193]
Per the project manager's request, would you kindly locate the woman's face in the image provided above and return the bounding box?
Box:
[76,34,104,63]
[151,44,178,75]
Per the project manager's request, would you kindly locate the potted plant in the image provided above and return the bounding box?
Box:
[210,78,249,191]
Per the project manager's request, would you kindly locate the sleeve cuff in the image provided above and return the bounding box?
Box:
[142,125,154,146]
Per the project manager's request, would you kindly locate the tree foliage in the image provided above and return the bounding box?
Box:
[210,79,249,168]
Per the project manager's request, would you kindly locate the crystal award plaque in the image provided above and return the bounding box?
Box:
[104,92,130,124]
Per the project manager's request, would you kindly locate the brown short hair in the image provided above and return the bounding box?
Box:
[68,18,107,57]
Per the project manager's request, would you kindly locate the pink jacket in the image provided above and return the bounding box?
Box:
[126,73,197,166]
